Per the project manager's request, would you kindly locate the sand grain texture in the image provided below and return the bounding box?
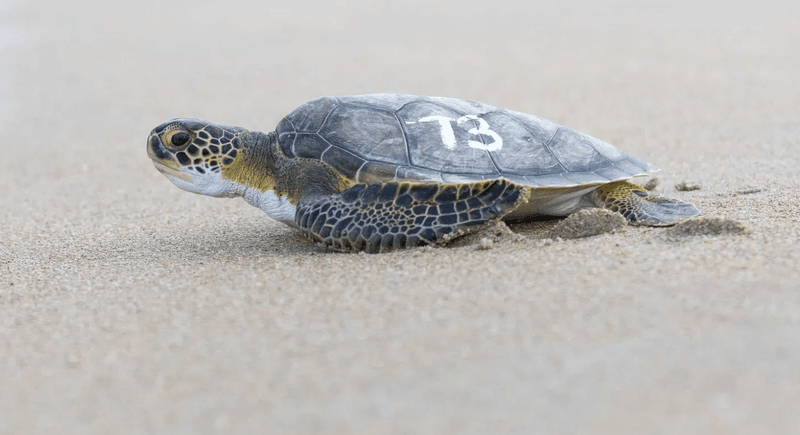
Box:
[2,1,800,434]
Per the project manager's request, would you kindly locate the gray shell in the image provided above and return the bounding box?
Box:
[275,94,656,187]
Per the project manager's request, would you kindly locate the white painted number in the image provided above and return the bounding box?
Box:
[406,115,503,151]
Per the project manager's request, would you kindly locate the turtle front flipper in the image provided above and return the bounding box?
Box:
[296,179,529,253]
[594,180,699,225]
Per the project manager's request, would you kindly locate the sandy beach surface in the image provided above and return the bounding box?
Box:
[2,0,799,433]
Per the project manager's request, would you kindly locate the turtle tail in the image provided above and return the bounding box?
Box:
[594,180,700,226]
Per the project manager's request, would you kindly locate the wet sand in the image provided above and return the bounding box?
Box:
[2,0,800,433]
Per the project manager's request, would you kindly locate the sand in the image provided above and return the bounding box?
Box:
[2,0,799,433]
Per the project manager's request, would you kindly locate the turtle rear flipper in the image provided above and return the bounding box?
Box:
[296,179,528,253]
[594,180,699,225]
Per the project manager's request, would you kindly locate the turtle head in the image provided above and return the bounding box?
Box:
[147,118,251,197]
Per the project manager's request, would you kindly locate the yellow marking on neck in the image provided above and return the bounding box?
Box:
[220,153,275,192]
[222,147,355,205]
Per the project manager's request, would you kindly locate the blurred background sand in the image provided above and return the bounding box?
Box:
[1,0,799,433]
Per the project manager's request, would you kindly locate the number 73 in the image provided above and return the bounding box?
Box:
[406,115,503,152]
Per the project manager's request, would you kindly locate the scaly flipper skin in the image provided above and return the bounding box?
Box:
[594,180,699,225]
[296,179,529,253]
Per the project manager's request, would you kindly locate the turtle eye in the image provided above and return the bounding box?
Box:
[170,132,191,147]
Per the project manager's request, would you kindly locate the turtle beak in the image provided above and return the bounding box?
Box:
[152,160,193,182]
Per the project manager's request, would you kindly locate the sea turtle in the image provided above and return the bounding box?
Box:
[146,93,699,253]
